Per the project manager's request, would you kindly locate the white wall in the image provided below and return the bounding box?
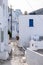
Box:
[0,0,10,60]
[8,9,22,38]
[0,0,8,45]
[12,9,22,38]
[19,15,43,47]
[12,22,17,38]
[0,7,3,25]
[12,10,17,38]
[3,0,8,44]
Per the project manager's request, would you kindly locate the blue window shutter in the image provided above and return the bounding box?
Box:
[29,19,34,27]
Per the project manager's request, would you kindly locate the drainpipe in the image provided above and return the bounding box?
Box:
[10,5,12,38]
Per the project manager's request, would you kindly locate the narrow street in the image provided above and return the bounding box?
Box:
[0,40,28,65]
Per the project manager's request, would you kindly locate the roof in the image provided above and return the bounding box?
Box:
[29,8,43,15]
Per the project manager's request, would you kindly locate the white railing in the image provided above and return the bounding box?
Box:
[29,40,43,50]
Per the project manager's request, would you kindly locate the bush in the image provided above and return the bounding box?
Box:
[8,30,12,38]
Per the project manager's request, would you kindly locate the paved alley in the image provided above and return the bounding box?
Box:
[0,40,28,65]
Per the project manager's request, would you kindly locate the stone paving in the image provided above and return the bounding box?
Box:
[0,40,28,65]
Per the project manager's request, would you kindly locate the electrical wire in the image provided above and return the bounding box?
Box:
[24,0,34,11]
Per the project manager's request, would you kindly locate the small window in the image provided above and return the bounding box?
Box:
[16,23,19,33]
[29,19,34,27]
[0,29,4,42]
[1,31,4,42]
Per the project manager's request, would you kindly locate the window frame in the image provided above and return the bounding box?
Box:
[29,19,34,27]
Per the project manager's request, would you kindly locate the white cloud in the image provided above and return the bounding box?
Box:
[8,0,43,13]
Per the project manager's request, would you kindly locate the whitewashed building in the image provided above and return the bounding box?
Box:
[8,9,22,38]
[18,15,43,47]
[12,9,22,38]
[0,0,11,60]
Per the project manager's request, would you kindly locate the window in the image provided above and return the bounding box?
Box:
[1,31,4,42]
[16,23,19,33]
[0,28,4,42]
[29,19,34,27]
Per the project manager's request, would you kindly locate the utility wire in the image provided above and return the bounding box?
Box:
[24,0,34,11]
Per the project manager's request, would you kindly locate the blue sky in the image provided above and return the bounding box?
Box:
[8,0,43,13]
